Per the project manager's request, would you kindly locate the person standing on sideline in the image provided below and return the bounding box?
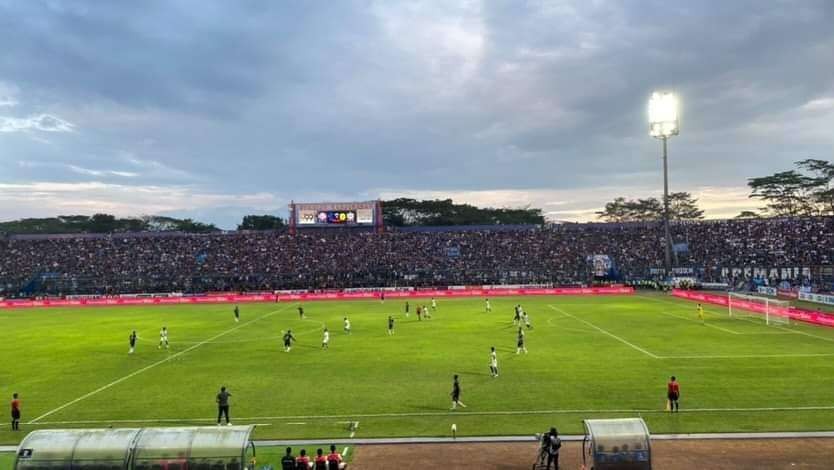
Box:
[129,330,137,354]
[450,375,466,409]
[667,376,680,412]
[10,393,21,431]
[216,386,231,425]
[234,305,240,323]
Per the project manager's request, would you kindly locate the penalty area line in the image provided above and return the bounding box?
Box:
[27,303,296,425]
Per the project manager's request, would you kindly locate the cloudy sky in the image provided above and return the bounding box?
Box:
[0,0,832,228]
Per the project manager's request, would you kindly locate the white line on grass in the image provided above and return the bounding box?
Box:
[548,305,660,359]
[30,405,834,426]
[662,352,834,359]
[28,303,296,424]
[350,420,359,438]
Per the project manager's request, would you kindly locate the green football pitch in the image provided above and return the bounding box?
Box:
[2,293,834,445]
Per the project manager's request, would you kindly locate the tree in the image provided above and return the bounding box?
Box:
[238,215,285,231]
[596,193,703,222]
[668,192,705,220]
[796,159,834,215]
[382,198,544,226]
[175,219,219,233]
[748,170,818,216]
[735,210,760,219]
[88,213,118,233]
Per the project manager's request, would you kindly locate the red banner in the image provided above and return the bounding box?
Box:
[0,287,633,309]
[672,289,834,328]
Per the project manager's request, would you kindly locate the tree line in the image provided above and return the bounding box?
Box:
[595,158,833,222]
[0,199,544,234]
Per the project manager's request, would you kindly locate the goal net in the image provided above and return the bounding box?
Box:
[728,292,791,326]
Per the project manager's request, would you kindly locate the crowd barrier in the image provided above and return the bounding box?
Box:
[0,286,634,309]
[672,289,834,328]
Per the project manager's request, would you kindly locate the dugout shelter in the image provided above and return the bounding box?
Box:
[582,418,651,470]
[14,426,256,470]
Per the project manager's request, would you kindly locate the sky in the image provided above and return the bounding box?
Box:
[0,0,832,229]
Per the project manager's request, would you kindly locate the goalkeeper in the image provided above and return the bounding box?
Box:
[697,303,705,324]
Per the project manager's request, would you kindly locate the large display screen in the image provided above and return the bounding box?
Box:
[294,202,377,227]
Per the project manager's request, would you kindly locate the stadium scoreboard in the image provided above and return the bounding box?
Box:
[289,200,383,233]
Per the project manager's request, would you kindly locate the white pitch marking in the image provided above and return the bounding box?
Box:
[548,305,660,359]
[29,404,834,426]
[28,303,296,424]
[662,352,834,359]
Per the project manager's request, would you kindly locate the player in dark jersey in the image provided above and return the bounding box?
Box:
[405,301,410,317]
[233,305,240,323]
[416,305,422,321]
[129,330,137,354]
[298,306,305,319]
[450,375,466,409]
[667,376,680,412]
[387,316,395,335]
[513,305,521,325]
[10,393,21,431]
[516,327,527,354]
[283,330,296,352]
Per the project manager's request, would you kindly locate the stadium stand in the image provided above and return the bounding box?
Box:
[0,217,831,296]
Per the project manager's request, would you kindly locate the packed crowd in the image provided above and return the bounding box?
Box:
[0,217,830,296]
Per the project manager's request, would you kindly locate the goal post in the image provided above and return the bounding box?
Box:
[728,292,791,326]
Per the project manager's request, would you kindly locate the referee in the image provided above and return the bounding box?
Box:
[216,386,232,426]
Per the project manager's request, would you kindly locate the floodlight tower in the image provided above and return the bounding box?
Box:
[648,91,679,280]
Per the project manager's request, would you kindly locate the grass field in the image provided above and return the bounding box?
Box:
[2,293,834,446]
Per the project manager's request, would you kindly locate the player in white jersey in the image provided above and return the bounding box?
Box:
[322,328,330,350]
[523,311,532,329]
[343,317,351,334]
[431,298,437,311]
[158,326,169,349]
[489,346,499,377]
[485,298,492,312]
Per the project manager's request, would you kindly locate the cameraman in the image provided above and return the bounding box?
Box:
[538,427,562,469]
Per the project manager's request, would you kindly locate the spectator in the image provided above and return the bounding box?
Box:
[327,444,346,470]
[296,449,311,469]
[314,448,327,470]
[281,447,296,470]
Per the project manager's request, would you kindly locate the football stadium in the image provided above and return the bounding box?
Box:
[2,2,834,469]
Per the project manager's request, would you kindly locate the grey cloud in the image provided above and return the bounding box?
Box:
[0,0,831,226]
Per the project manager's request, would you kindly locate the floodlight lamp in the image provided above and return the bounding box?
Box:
[648,91,679,138]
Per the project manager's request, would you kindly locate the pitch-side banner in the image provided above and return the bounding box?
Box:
[0,287,634,309]
[672,289,834,328]
[799,292,834,306]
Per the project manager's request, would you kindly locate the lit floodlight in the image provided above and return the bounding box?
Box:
[648,91,679,138]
